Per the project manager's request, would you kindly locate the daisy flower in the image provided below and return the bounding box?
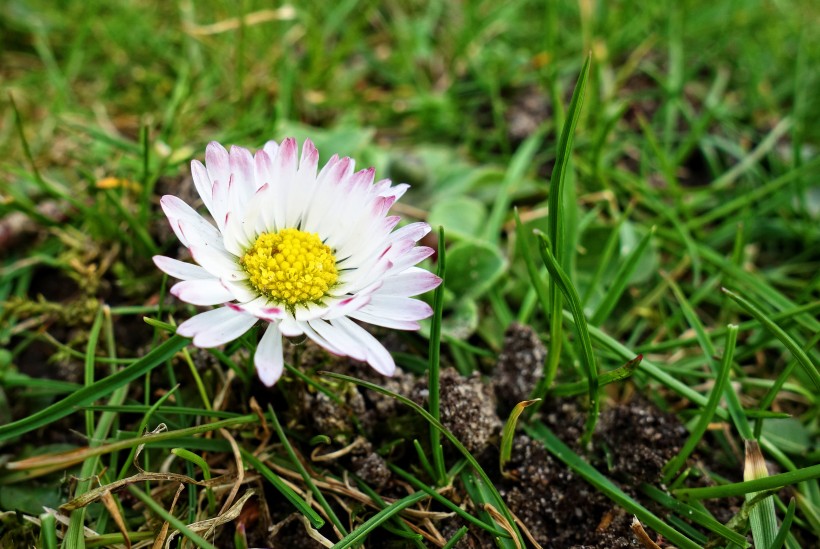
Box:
[154,138,441,386]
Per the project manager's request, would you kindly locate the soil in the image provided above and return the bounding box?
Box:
[250,322,738,548]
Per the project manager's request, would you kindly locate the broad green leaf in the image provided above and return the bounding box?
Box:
[428,196,487,241]
[445,241,507,300]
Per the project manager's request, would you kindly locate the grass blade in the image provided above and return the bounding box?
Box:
[539,54,592,401]
[428,227,447,485]
[674,463,820,499]
[321,371,522,545]
[536,232,599,447]
[663,325,738,483]
[745,440,778,549]
[590,225,656,326]
[239,449,325,528]
[499,399,540,476]
[722,287,820,391]
[331,492,427,548]
[0,335,189,441]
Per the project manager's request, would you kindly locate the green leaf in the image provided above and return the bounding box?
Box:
[445,241,507,300]
[759,418,812,456]
[499,399,540,476]
[428,196,487,241]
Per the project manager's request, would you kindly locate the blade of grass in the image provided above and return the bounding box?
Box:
[590,225,656,326]
[321,371,522,545]
[674,464,820,499]
[126,485,217,549]
[663,325,738,483]
[525,422,701,549]
[536,232,599,447]
[640,484,749,547]
[550,354,641,397]
[39,513,58,549]
[745,440,779,549]
[239,449,324,528]
[769,498,796,549]
[514,208,549,312]
[268,404,348,537]
[331,492,427,548]
[539,54,591,404]
[499,399,540,476]
[667,275,753,440]
[389,462,508,538]
[722,287,820,391]
[428,226,447,485]
[0,335,189,441]
[483,131,545,244]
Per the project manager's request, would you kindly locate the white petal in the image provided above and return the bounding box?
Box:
[192,312,258,348]
[348,310,421,331]
[230,145,256,198]
[228,297,285,321]
[279,315,304,337]
[153,256,212,281]
[191,160,215,219]
[177,306,241,338]
[271,137,297,228]
[189,245,246,281]
[221,279,259,303]
[255,323,284,386]
[322,293,372,320]
[386,246,435,275]
[300,321,345,356]
[360,295,434,321]
[222,211,251,256]
[308,319,366,361]
[160,195,221,247]
[205,142,231,187]
[377,268,441,297]
[294,302,330,322]
[171,279,235,306]
[331,317,395,376]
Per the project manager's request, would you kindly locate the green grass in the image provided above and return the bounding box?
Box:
[1,0,819,547]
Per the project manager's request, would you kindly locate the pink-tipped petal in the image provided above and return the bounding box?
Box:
[255,323,284,386]
[348,310,421,331]
[153,256,212,281]
[323,293,372,320]
[171,279,235,306]
[377,268,441,297]
[205,141,230,186]
[361,295,433,321]
[228,296,285,321]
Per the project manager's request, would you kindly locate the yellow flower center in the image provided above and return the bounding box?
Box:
[241,228,338,307]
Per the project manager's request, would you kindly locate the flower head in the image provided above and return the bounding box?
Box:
[154,138,440,386]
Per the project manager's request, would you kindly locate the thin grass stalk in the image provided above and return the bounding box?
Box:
[536,233,599,447]
[663,325,738,483]
[268,405,348,537]
[540,55,591,402]
[745,440,779,548]
[127,485,218,549]
[428,227,447,485]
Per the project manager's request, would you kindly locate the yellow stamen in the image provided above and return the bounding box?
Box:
[241,228,338,306]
